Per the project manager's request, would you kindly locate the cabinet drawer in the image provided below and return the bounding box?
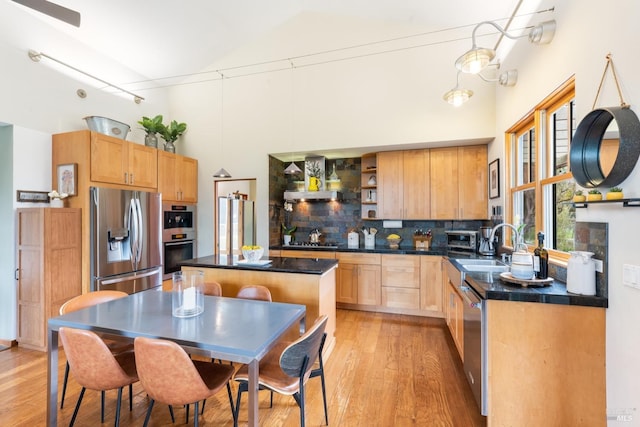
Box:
[281,250,335,259]
[381,255,420,288]
[382,287,420,309]
[337,252,381,265]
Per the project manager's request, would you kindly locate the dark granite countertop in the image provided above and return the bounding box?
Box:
[180,255,338,275]
[271,244,448,256]
[446,256,608,308]
[464,271,607,307]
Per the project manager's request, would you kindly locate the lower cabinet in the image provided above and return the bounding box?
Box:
[336,253,381,305]
[445,281,464,359]
[420,256,443,312]
[381,254,420,309]
[16,208,82,351]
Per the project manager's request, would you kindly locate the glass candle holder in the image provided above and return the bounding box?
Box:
[172,270,204,318]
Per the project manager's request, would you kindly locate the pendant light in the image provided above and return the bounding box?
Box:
[284,61,302,175]
[213,73,232,178]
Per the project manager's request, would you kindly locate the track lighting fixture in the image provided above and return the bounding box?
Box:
[455,20,556,75]
[443,71,473,106]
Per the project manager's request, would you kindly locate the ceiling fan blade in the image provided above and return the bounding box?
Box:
[12,0,81,27]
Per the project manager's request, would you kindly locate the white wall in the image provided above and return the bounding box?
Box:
[170,11,497,256]
[0,125,14,341]
[494,1,640,423]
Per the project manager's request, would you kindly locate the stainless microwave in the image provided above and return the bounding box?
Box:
[446,230,478,252]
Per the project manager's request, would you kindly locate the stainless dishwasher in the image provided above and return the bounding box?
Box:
[460,280,487,416]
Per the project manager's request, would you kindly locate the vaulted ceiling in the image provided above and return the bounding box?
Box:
[4,0,545,89]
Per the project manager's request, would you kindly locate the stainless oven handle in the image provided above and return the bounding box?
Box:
[164,240,192,246]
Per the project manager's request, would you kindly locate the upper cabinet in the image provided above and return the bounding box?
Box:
[90,132,157,188]
[430,145,487,220]
[376,149,430,220]
[158,151,198,203]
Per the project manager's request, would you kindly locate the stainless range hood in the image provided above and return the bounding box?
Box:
[283,190,342,201]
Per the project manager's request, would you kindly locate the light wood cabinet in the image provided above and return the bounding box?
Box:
[443,261,463,358]
[90,132,158,188]
[381,254,420,309]
[279,250,336,260]
[158,151,198,203]
[420,256,443,313]
[430,145,487,220]
[16,208,82,351]
[377,151,404,219]
[487,300,605,426]
[336,252,381,305]
[377,149,430,220]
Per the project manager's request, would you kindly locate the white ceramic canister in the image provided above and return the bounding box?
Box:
[348,231,359,249]
[566,251,596,295]
[510,251,534,279]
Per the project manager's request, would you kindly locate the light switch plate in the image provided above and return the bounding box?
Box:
[623,264,640,290]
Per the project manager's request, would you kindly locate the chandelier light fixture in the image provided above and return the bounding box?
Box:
[213,73,232,178]
[284,62,302,175]
[455,20,556,75]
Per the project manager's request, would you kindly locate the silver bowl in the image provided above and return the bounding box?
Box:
[84,116,130,139]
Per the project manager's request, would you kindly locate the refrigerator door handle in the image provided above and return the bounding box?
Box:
[128,196,138,271]
[134,195,144,266]
[99,267,162,285]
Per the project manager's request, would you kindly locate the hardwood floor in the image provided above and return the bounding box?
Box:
[0,309,486,426]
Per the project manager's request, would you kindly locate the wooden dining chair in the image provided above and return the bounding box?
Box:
[134,336,236,427]
[59,327,138,427]
[59,290,133,416]
[203,281,222,296]
[235,284,272,302]
[233,315,328,427]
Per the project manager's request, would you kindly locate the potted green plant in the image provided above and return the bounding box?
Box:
[159,120,187,153]
[587,189,602,202]
[573,189,586,203]
[282,224,296,245]
[138,115,164,148]
[606,186,624,200]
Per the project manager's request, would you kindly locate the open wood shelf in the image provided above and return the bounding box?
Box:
[569,198,640,208]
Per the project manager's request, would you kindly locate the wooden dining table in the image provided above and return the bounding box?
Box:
[46,289,306,426]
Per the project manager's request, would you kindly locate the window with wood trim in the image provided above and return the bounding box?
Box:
[505,77,576,262]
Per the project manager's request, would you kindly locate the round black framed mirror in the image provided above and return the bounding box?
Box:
[570,106,640,188]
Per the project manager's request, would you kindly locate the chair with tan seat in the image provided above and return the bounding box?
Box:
[134,336,236,427]
[59,290,133,416]
[234,315,328,427]
[203,281,222,296]
[235,284,272,302]
[59,327,139,427]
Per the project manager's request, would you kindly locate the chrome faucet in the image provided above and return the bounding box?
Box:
[489,223,526,253]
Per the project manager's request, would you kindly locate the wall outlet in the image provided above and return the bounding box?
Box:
[593,258,603,273]
[383,220,402,228]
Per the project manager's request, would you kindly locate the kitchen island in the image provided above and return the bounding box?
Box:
[179,255,338,356]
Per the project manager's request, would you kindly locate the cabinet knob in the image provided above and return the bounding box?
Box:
[124,172,128,184]
[130,173,134,185]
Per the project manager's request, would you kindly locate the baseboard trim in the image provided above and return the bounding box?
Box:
[0,339,17,348]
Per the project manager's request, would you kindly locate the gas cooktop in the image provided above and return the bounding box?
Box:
[287,242,339,249]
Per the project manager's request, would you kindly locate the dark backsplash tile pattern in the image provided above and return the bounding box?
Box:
[268,155,486,247]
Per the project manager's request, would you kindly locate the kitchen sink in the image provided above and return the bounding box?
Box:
[454,258,510,273]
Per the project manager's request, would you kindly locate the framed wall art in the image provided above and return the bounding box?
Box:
[16,190,50,203]
[489,158,500,199]
[57,163,78,196]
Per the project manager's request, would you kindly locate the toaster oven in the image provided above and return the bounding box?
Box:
[446,230,478,252]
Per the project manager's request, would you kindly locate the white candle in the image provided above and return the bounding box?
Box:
[183,287,196,310]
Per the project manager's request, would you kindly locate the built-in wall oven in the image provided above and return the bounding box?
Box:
[162,203,196,280]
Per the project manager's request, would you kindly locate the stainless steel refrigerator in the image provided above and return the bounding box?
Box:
[217,197,255,255]
[90,187,163,293]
